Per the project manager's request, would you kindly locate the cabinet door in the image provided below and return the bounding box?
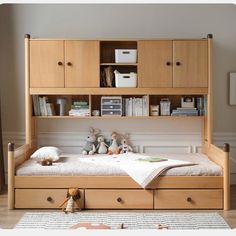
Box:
[30,40,64,88]
[65,41,99,87]
[173,40,208,87]
[138,41,173,88]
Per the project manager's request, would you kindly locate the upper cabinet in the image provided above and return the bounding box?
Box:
[29,40,100,88]
[65,41,99,87]
[138,41,173,88]
[30,40,65,88]
[173,40,208,88]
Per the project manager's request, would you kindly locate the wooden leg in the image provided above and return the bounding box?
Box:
[8,143,15,210]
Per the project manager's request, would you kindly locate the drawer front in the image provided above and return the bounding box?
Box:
[154,189,223,209]
[101,104,121,110]
[15,189,84,209]
[101,98,122,105]
[85,189,153,209]
[101,110,122,116]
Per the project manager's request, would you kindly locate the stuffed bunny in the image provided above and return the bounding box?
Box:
[96,136,109,154]
[82,127,100,155]
[119,133,133,154]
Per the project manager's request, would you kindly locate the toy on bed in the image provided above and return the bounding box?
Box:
[108,131,120,155]
[82,127,100,155]
[119,133,133,154]
[96,136,109,154]
[59,188,81,213]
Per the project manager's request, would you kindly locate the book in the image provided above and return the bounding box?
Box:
[137,156,168,162]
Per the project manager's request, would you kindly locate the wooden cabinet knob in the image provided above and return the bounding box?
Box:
[186,197,192,202]
[166,62,171,66]
[58,61,63,66]
[117,197,122,203]
[67,62,72,66]
[47,197,53,202]
[176,61,181,66]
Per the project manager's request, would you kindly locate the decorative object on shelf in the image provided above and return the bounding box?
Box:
[160,98,171,116]
[150,105,159,116]
[104,66,114,87]
[92,110,100,117]
[196,96,204,116]
[69,101,89,117]
[181,96,195,108]
[115,49,137,63]
[119,133,133,154]
[30,146,62,166]
[101,96,122,116]
[229,72,236,105]
[96,136,109,154]
[114,70,137,88]
[59,188,81,213]
[57,97,67,116]
[82,127,100,155]
[108,131,120,155]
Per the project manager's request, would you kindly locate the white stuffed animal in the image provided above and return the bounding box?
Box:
[96,136,109,154]
[119,133,133,154]
[82,127,100,155]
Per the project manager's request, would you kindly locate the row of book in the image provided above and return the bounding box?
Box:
[123,96,148,116]
[32,95,56,116]
[69,101,90,117]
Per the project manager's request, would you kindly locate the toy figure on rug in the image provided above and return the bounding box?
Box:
[108,131,120,155]
[119,133,133,154]
[59,188,81,213]
[82,127,100,155]
[96,136,109,154]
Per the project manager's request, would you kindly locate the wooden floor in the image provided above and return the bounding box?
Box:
[0,186,236,229]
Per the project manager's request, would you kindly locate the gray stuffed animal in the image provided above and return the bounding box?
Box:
[82,127,100,155]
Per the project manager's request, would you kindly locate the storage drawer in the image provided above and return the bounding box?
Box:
[101,104,121,110]
[15,189,84,209]
[101,110,122,116]
[154,189,223,209]
[101,97,122,105]
[85,189,153,209]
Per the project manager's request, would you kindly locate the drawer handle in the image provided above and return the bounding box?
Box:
[58,61,63,66]
[67,62,72,66]
[176,61,181,66]
[117,197,122,203]
[47,197,53,202]
[166,61,171,66]
[186,197,192,202]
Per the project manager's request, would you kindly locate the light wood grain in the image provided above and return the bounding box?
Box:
[7,149,14,209]
[173,40,208,87]
[15,189,84,209]
[65,41,99,87]
[85,189,153,209]
[30,40,65,88]
[138,40,173,87]
[14,176,223,189]
[154,189,223,209]
[30,87,208,95]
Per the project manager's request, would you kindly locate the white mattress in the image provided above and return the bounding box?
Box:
[16,153,222,176]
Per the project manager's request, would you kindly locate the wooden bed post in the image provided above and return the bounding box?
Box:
[8,143,15,209]
[223,143,230,210]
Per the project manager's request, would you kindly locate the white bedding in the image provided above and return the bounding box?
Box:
[16,153,222,178]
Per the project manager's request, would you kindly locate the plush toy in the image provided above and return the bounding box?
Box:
[96,136,109,154]
[59,188,81,213]
[119,133,133,154]
[82,127,100,155]
[108,131,120,155]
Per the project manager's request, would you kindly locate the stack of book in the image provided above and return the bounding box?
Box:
[171,107,199,116]
[69,101,90,117]
[32,95,55,116]
[123,96,148,116]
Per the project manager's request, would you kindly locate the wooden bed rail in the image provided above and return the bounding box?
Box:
[8,142,34,209]
[203,142,230,210]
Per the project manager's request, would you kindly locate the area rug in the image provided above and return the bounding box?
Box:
[14,212,230,230]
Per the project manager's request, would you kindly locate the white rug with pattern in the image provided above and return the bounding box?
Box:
[15,212,230,230]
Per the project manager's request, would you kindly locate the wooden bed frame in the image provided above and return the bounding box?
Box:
[7,34,230,210]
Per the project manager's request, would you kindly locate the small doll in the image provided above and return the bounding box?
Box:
[82,127,100,155]
[96,136,109,154]
[119,133,133,154]
[108,131,120,155]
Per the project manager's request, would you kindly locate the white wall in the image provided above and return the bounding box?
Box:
[0,4,236,182]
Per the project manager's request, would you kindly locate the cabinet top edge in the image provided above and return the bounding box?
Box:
[28,38,209,42]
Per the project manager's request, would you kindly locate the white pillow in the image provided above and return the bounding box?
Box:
[31,146,62,161]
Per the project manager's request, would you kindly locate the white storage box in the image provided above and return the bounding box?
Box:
[115,72,137,88]
[115,49,137,63]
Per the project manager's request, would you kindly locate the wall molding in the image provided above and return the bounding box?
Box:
[2,131,236,184]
